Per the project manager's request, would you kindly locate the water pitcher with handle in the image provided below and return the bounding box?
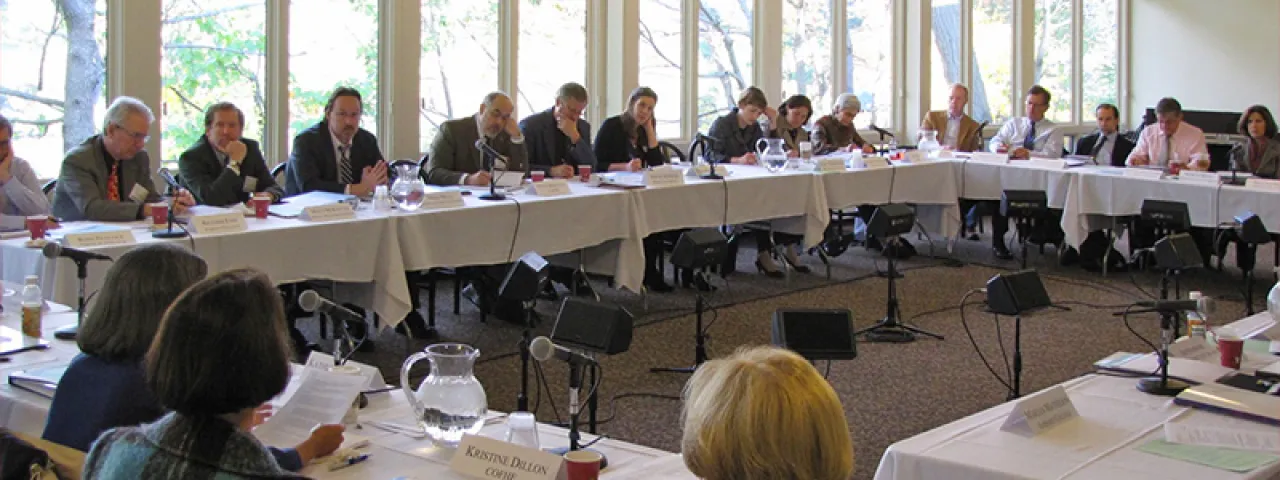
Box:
[756,137,788,173]
[400,343,487,448]
[390,163,427,211]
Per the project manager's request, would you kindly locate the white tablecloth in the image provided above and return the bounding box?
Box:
[955,160,1079,208]
[819,160,963,239]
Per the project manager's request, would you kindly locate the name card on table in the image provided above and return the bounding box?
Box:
[970,152,1010,164]
[1245,177,1280,193]
[1123,167,1166,180]
[450,434,562,480]
[1027,158,1067,170]
[644,167,686,188]
[188,212,248,235]
[1178,170,1220,184]
[300,203,356,222]
[1000,385,1079,436]
[421,190,466,210]
[863,156,891,169]
[904,150,926,163]
[816,157,847,173]
[686,164,712,177]
[532,179,572,196]
[62,228,136,249]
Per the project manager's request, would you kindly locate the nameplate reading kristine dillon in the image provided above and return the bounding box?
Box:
[449,434,563,480]
[999,385,1080,436]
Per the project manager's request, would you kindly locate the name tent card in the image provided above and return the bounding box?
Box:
[644,167,685,188]
[1000,385,1079,436]
[904,150,926,163]
[1178,170,1220,184]
[1123,167,1166,180]
[816,157,847,173]
[971,152,1010,164]
[1245,177,1280,193]
[862,156,891,169]
[450,434,563,480]
[687,164,712,178]
[1027,158,1067,170]
[300,203,356,222]
[532,179,572,196]
[188,212,248,235]
[62,229,136,249]
[421,190,466,210]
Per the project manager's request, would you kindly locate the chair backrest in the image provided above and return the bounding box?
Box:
[417,153,430,181]
[41,179,56,206]
[657,141,686,164]
[388,159,418,183]
[271,163,287,187]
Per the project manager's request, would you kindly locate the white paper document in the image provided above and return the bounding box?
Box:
[252,367,366,447]
[1165,415,1280,454]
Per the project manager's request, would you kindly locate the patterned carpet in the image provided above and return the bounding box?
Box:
[319,230,1274,480]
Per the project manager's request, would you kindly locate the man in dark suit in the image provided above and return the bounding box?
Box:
[519,82,595,179]
[53,96,194,222]
[1073,103,1134,167]
[178,102,285,206]
[282,88,431,342]
[426,91,528,186]
[285,87,388,196]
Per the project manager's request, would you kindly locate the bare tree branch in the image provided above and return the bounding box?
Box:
[164,44,262,57]
[162,3,257,24]
[639,20,681,69]
[37,7,61,90]
[0,87,66,108]
[166,86,202,113]
[10,118,63,127]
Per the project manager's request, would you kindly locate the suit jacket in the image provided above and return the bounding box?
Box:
[84,413,305,480]
[592,115,667,168]
[518,108,596,174]
[1074,132,1135,167]
[426,116,529,185]
[1234,136,1280,179]
[284,121,383,196]
[770,115,811,153]
[707,108,765,163]
[178,136,285,206]
[52,135,161,222]
[45,353,302,471]
[921,111,982,152]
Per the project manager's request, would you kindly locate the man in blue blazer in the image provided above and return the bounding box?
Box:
[178,102,284,206]
[519,82,596,178]
[284,87,387,196]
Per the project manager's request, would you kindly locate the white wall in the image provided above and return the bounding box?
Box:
[1129,0,1280,128]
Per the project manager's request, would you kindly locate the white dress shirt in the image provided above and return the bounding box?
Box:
[1093,132,1118,166]
[987,117,1064,158]
[944,115,961,149]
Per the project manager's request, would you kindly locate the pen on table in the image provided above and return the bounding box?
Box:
[329,453,370,471]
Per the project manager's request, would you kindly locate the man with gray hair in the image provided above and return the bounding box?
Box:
[0,114,54,230]
[53,96,194,221]
[518,82,595,179]
[425,91,528,186]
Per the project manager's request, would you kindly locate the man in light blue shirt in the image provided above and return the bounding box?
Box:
[0,115,53,230]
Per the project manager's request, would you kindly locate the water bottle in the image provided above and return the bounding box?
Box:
[503,411,540,449]
[20,275,42,338]
[1185,291,1206,339]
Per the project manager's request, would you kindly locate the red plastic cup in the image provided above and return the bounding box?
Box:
[564,450,602,480]
[1218,335,1244,369]
[531,170,546,182]
[25,216,47,240]
[578,165,593,183]
[150,203,169,226]
[252,195,271,219]
[1167,162,1183,176]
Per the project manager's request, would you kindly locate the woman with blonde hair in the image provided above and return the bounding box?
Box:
[682,346,854,480]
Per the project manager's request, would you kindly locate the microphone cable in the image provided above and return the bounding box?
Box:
[957,288,1014,395]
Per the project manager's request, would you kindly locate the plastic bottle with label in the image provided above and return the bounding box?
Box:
[20,275,42,338]
[1185,291,1206,339]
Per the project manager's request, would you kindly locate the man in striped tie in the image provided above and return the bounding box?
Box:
[284,87,387,196]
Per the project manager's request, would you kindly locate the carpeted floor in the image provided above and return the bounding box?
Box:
[317,229,1276,480]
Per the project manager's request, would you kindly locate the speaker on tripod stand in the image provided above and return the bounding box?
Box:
[653,228,727,373]
[855,204,944,343]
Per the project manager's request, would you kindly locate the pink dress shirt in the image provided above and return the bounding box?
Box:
[1125,122,1209,167]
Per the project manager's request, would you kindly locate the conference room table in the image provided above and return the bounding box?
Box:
[874,314,1280,480]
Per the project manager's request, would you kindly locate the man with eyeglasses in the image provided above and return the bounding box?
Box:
[518,82,595,180]
[981,85,1064,259]
[426,91,529,186]
[53,96,194,222]
[284,87,388,196]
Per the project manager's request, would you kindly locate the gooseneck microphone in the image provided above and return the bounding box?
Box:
[153,167,188,239]
[1129,296,1216,315]
[529,336,596,365]
[42,242,112,262]
[473,139,506,201]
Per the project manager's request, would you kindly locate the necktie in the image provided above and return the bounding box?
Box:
[1022,121,1036,150]
[337,145,353,184]
[1090,135,1108,164]
[106,162,120,201]
[1162,135,1171,166]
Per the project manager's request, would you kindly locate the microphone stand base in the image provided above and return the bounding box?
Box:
[478,193,507,201]
[1136,376,1189,396]
[544,447,609,470]
[152,228,188,239]
[53,324,78,340]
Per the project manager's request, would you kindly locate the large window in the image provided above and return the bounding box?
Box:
[696,0,752,134]
[517,0,585,119]
[288,0,378,153]
[1082,0,1118,122]
[782,0,832,118]
[161,0,266,166]
[0,0,107,178]
[929,0,961,114]
[638,0,684,139]
[973,0,1014,125]
[846,0,893,129]
[1035,0,1073,122]
[420,0,499,147]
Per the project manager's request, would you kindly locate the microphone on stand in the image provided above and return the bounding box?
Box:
[1129,296,1215,316]
[298,290,364,365]
[153,168,188,239]
[41,243,110,341]
[41,243,112,262]
[474,139,507,201]
[869,124,895,141]
[1119,295,1215,396]
[530,336,606,466]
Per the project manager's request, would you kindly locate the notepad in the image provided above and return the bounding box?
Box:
[1138,439,1279,473]
[7,364,69,399]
